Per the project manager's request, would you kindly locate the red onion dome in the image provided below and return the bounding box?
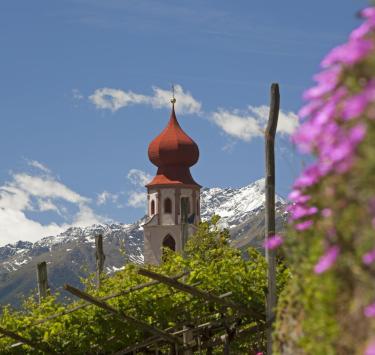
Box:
[147,104,200,187]
[148,106,199,168]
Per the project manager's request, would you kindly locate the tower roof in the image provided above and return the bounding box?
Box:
[147,104,200,188]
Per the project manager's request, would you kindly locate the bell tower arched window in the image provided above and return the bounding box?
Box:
[164,198,172,214]
[150,200,155,215]
[162,234,176,251]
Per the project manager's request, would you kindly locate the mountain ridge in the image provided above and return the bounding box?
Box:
[0,178,288,306]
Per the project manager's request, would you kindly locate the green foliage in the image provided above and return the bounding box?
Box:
[0,217,288,354]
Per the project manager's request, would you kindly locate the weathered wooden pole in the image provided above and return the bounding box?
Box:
[95,234,105,288]
[265,83,280,354]
[37,261,49,303]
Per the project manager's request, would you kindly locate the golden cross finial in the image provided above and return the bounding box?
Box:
[171,84,176,105]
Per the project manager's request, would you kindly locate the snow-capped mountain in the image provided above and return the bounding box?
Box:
[200,178,285,228]
[0,179,287,306]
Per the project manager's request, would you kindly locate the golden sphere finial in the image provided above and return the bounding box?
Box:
[171,84,176,105]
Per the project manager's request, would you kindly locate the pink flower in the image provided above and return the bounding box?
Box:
[361,7,375,19]
[288,190,311,204]
[343,80,375,120]
[335,157,354,174]
[313,100,337,125]
[313,65,341,84]
[292,122,321,153]
[303,66,341,100]
[321,38,373,68]
[322,208,332,218]
[264,235,283,250]
[342,91,369,119]
[295,220,313,231]
[365,340,375,355]
[350,21,373,40]
[363,248,375,265]
[314,246,340,274]
[298,100,322,119]
[288,189,301,201]
[364,302,375,317]
[290,205,318,221]
[348,124,367,144]
[293,164,323,189]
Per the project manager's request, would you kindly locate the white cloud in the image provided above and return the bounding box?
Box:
[89,88,149,112]
[0,209,67,247]
[12,174,88,205]
[96,191,119,206]
[127,191,147,209]
[89,83,297,143]
[0,162,104,246]
[211,105,298,142]
[149,85,202,114]
[27,160,51,174]
[89,84,202,115]
[212,109,261,141]
[73,205,105,227]
[248,105,299,136]
[127,169,152,187]
[36,198,60,213]
[72,88,84,101]
[126,169,152,210]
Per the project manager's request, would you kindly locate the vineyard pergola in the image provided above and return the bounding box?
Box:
[1,267,268,354]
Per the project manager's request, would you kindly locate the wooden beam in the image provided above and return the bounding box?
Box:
[138,268,263,319]
[37,261,49,303]
[113,335,160,355]
[114,316,253,354]
[193,324,261,351]
[264,82,280,355]
[64,283,182,345]
[0,326,56,354]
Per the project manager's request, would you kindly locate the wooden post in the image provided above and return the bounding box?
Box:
[222,333,230,354]
[264,83,280,355]
[95,234,105,288]
[183,325,193,355]
[37,261,49,303]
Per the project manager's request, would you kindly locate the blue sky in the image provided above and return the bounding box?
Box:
[0,0,368,245]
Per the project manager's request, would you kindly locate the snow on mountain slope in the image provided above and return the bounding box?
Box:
[201,178,285,228]
[0,179,286,276]
[0,222,144,276]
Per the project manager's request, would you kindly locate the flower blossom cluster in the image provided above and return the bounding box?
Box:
[263,234,283,250]
[286,7,375,275]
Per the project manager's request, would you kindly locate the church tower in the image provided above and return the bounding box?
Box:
[143,97,201,264]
